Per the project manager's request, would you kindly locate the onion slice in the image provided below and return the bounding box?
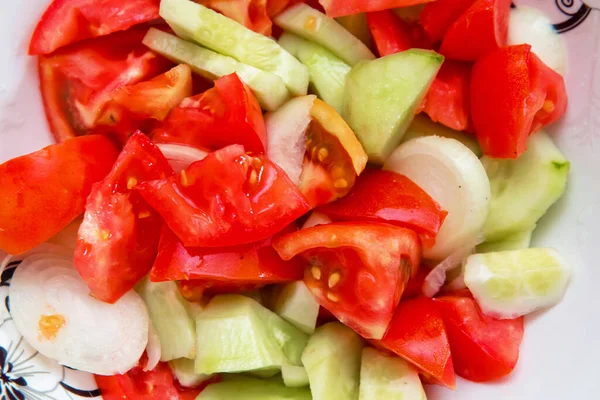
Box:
[156,143,208,173]
[9,252,149,375]
[302,212,333,229]
[145,321,162,372]
[422,241,478,298]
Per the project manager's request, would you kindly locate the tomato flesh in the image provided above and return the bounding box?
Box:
[471,44,568,158]
[318,0,435,17]
[74,132,173,303]
[419,0,477,43]
[376,297,456,389]
[0,136,119,255]
[274,222,421,339]
[199,0,272,35]
[435,291,525,382]
[366,10,431,57]
[152,73,267,154]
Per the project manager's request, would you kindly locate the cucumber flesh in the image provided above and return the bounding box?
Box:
[279,32,351,114]
[358,347,426,400]
[344,49,444,164]
[403,114,482,157]
[169,358,211,388]
[302,322,364,400]
[160,0,309,96]
[197,376,312,400]
[281,365,310,388]
[482,132,570,242]
[142,28,290,111]
[477,230,534,253]
[271,281,320,334]
[136,278,196,361]
[274,3,375,66]
[195,295,308,375]
[335,13,374,50]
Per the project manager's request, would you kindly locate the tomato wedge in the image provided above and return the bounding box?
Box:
[318,0,435,18]
[274,222,421,339]
[178,280,265,302]
[376,297,456,389]
[0,136,119,255]
[317,169,447,248]
[138,144,310,248]
[439,0,511,61]
[29,0,160,55]
[419,0,476,43]
[366,10,431,57]
[74,132,173,303]
[39,28,171,143]
[151,225,304,283]
[471,45,568,158]
[199,0,272,35]
[152,74,267,154]
[435,291,525,382]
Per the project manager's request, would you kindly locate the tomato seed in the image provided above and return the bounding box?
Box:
[311,266,322,280]
[328,272,341,288]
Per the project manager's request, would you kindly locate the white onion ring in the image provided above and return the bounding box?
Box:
[145,321,162,372]
[422,239,479,297]
[156,143,208,173]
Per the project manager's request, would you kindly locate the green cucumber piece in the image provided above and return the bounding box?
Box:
[281,365,310,388]
[197,376,312,400]
[336,13,374,50]
[477,230,534,253]
[403,114,482,157]
[279,33,351,114]
[343,49,444,164]
[270,281,320,334]
[358,347,426,400]
[482,132,570,242]
[160,0,309,96]
[302,322,364,400]
[169,358,211,388]
[274,3,375,66]
[136,278,195,361]
[142,28,290,111]
[195,295,308,375]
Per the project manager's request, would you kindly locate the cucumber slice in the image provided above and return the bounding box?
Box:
[271,281,320,334]
[335,13,374,50]
[344,50,444,164]
[169,358,211,388]
[302,322,364,400]
[482,132,570,242]
[385,136,491,260]
[358,347,426,400]
[274,3,375,66]
[281,365,310,388]
[279,33,351,113]
[160,0,309,96]
[464,248,572,319]
[403,114,482,157]
[136,278,196,361]
[142,28,290,111]
[195,295,308,375]
[477,230,534,254]
[197,376,312,400]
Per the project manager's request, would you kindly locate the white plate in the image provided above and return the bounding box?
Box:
[0,0,599,399]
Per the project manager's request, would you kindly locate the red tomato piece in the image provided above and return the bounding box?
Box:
[318,0,435,18]
[421,60,472,131]
[471,45,568,158]
[150,225,304,283]
[152,73,267,154]
[439,0,511,61]
[367,11,414,57]
[39,28,171,143]
[74,132,173,303]
[0,136,119,255]
[419,0,476,43]
[178,280,265,302]
[267,0,305,17]
[274,222,421,339]
[199,0,272,35]
[318,169,447,247]
[95,362,213,400]
[435,291,525,382]
[401,267,429,300]
[137,144,310,248]
[29,0,160,55]
[376,297,456,389]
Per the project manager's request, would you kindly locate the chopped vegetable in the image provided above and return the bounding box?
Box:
[318,0,435,18]
[270,281,321,334]
[169,358,212,388]
[155,143,208,173]
[477,230,534,253]
[198,0,272,35]
[197,376,311,399]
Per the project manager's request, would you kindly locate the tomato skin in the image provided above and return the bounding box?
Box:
[0,136,119,255]
[74,132,173,303]
[199,0,272,35]
[29,0,160,55]
[318,0,435,18]
[435,291,524,382]
[138,144,310,248]
[274,222,421,340]
[367,11,413,56]
[419,0,476,43]
[471,45,567,158]
[152,74,267,154]
[376,297,456,389]
[439,0,511,61]
[150,225,304,283]
[317,169,447,248]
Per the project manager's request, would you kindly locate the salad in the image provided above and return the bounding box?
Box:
[0,0,573,398]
